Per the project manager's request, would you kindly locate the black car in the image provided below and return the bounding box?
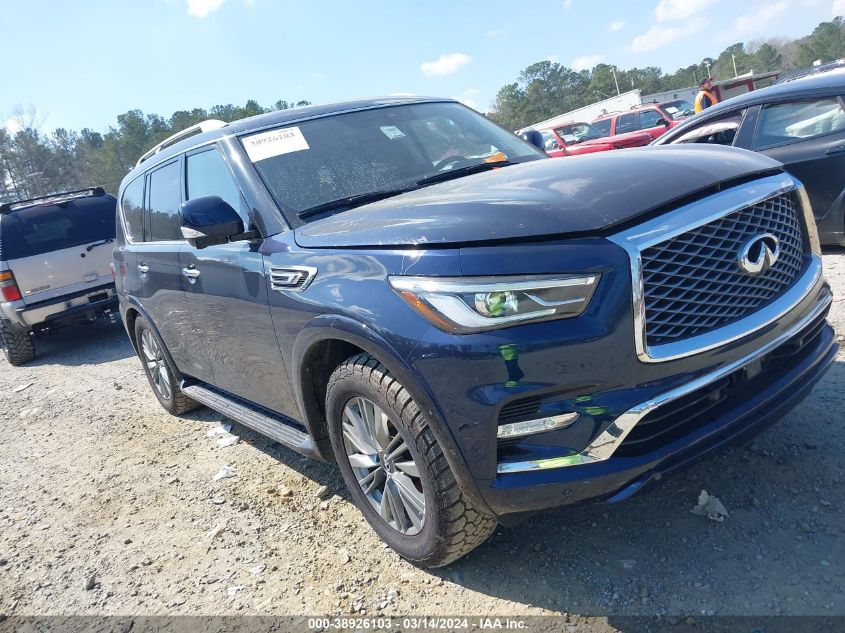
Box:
[652,72,845,246]
[114,97,836,566]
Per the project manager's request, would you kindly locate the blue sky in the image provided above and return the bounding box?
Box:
[1,0,842,133]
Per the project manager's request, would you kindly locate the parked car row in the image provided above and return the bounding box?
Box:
[540,121,651,156]
[535,100,696,157]
[0,87,840,568]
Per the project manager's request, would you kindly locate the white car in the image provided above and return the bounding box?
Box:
[0,187,118,365]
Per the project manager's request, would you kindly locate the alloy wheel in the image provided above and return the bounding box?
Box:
[140,329,172,401]
[341,396,426,535]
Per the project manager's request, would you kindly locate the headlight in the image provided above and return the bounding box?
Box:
[389,274,600,333]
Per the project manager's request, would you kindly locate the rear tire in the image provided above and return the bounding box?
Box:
[133,316,198,415]
[0,319,36,366]
[326,353,496,567]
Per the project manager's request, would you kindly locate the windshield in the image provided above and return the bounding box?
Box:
[662,100,695,119]
[244,102,544,220]
[554,123,604,144]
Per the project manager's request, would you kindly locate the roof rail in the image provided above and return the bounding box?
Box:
[0,186,106,214]
[135,119,228,167]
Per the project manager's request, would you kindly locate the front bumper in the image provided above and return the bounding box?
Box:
[481,300,837,516]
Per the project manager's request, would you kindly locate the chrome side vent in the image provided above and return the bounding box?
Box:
[268,265,317,292]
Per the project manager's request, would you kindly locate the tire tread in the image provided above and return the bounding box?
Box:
[327,353,496,567]
[0,320,35,366]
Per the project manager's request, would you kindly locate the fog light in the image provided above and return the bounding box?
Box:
[497,412,580,439]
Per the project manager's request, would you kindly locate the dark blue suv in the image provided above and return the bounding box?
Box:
[114,97,837,566]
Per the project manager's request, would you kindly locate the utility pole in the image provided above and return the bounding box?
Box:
[611,66,621,95]
[732,54,738,77]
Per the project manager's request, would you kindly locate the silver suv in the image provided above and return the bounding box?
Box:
[0,187,118,365]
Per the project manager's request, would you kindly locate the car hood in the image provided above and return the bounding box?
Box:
[294,146,782,249]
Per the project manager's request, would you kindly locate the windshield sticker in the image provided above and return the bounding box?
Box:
[380,125,406,140]
[664,106,679,113]
[243,126,310,162]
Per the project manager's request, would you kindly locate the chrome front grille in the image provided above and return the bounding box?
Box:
[640,192,806,347]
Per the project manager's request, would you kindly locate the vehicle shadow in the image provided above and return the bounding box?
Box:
[20,321,134,367]
[180,407,349,495]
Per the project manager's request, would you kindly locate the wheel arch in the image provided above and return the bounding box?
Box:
[121,299,184,384]
[292,314,495,516]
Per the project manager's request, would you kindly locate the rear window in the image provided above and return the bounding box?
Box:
[0,195,116,260]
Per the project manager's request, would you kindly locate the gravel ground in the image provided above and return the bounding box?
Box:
[0,249,843,625]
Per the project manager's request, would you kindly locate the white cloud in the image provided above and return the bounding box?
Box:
[655,0,716,22]
[187,0,226,17]
[454,89,482,110]
[548,54,561,63]
[5,118,21,134]
[833,0,845,14]
[420,53,472,77]
[487,27,509,38]
[734,0,789,35]
[572,54,603,71]
[608,19,625,31]
[563,0,573,8]
[631,21,705,52]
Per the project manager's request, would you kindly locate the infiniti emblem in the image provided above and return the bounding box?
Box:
[738,233,780,275]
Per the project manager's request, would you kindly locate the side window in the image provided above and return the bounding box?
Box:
[638,109,665,129]
[186,148,246,224]
[147,161,183,242]
[673,111,745,146]
[753,98,845,149]
[540,131,559,150]
[121,176,145,241]
[615,113,638,134]
[592,119,612,137]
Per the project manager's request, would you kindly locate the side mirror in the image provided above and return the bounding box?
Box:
[520,129,545,151]
[180,196,245,249]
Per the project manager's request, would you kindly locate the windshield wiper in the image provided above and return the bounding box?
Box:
[86,238,114,252]
[416,160,514,186]
[297,189,411,219]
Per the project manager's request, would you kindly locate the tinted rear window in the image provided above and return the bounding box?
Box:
[0,195,116,260]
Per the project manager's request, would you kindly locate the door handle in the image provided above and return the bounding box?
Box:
[826,143,845,155]
[181,267,201,279]
[137,264,149,274]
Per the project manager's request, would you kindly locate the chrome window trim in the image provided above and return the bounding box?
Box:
[119,136,237,247]
[497,286,832,474]
[608,173,819,362]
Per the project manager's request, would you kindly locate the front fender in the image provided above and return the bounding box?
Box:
[292,314,495,517]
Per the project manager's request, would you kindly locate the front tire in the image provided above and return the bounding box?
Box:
[326,353,496,567]
[134,316,198,415]
[0,319,35,366]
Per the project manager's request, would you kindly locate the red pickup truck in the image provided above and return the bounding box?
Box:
[540,122,652,157]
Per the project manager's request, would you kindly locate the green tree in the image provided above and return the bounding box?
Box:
[796,17,845,66]
[752,43,783,72]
